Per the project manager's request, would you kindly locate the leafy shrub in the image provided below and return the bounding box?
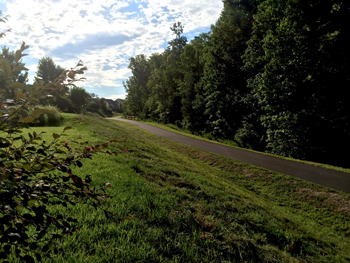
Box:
[45,105,63,126]
[29,105,63,127]
[0,21,130,262]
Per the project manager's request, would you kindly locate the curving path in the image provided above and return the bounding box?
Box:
[110,118,350,193]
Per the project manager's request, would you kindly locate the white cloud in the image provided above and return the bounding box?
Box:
[1,0,223,98]
[105,94,126,100]
[25,64,38,73]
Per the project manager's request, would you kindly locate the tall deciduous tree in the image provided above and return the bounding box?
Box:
[0,46,29,99]
[243,0,350,164]
[35,57,73,110]
[124,54,151,118]
[179,33,210,131]
[35,57,65,85]
[201,0,260,139]
[144,22,187,123]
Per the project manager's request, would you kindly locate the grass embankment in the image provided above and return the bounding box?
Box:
[22,113,350,262]
[140,119,350,174]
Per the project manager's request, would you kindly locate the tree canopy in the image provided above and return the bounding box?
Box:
[124,0,350,167]
[35,57,65,85]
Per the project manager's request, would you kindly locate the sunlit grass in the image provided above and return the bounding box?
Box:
[12,113,349,262]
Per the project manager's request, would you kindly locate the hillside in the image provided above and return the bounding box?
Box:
[17,113,350,262]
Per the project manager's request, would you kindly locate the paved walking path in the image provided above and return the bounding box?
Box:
[110,118,350,193]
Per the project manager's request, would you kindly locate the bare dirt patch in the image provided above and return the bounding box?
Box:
[296,187,350,215]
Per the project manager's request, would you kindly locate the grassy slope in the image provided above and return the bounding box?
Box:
[21,114,350,262]
[140,119,350,174]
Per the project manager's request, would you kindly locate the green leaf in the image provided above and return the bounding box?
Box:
[63,126,72,131]
[19,116,34,123]
[8,82,27,90]
[32,109,55,119]
[31,109,45,119]
[0,59,12,76]
[45,163,54,169]
[28,200,39,207]
[23,164,31,170]
[13,65,29,71]
[16,206,24,213]
[53,133,60,139]
[15,50,22,63]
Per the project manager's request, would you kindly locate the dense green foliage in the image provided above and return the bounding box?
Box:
[34,57,65,85]
[68,86,91,114]
[124,0,350,167]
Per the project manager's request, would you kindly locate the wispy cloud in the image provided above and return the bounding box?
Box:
[1,0,223,98]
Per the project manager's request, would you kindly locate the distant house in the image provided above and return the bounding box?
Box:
[116,99,124,111]
[104,98,124,112]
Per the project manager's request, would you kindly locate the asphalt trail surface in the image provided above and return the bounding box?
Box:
[110,118,350,193]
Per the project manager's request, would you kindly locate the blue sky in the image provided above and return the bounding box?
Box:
[0,0,223,100]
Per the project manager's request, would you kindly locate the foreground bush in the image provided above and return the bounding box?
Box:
[0,17,129,262]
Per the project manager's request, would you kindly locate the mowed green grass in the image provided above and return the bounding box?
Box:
[17,113,350,262]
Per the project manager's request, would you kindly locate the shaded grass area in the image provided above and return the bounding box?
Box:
[139,119,350,174]
[15,113,350,262]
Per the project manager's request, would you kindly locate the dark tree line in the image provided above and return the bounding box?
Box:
[125,0,350,167]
